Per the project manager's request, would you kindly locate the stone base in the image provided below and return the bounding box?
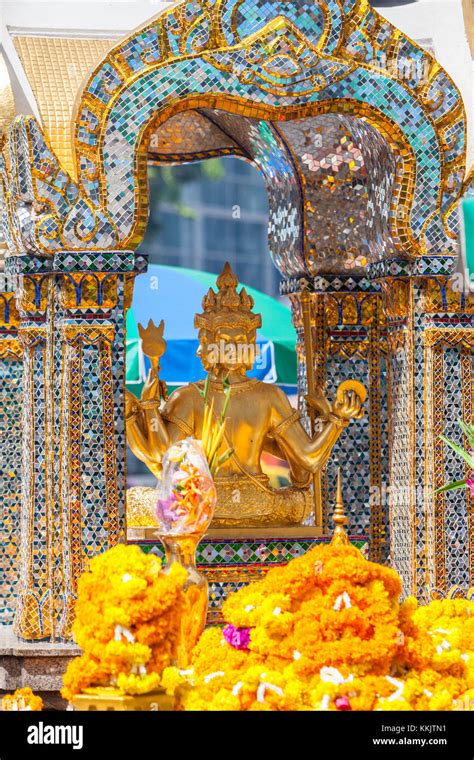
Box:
[0,626,81,694]
[128,527,369,624]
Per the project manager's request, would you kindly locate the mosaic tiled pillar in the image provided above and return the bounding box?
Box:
[382,276,417,596]
[287,277,390,562]
[0,272,22,625]
[380,264,474,598]
[5,251,145,640]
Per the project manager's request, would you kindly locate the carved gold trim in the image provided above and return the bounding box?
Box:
[13,35,115,176]
[424,328,474,348]
[0,339,22,360]
[63,324,115,346]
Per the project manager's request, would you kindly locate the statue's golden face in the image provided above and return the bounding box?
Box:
[198,326,258,374]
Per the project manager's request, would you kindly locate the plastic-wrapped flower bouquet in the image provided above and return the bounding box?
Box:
[155,438,217,536]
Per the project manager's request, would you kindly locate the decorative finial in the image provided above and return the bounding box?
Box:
[331,467,350,546]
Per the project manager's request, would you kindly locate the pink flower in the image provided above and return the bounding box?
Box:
[223,624,251,651]
[467,475,474,497]
[335,696,352,711]
[156,494,180,524]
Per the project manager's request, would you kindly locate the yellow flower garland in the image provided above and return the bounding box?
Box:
[62,544,186,702]
[162,545,474,711]
[1,688,43,711]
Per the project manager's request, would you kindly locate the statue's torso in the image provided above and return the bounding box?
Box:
[167,378,275,478]
[161,378,314,526]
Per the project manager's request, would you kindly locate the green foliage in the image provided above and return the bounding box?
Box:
[436,421,474,494]
[148,160,224,220]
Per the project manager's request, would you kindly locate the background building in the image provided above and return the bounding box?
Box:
[142,158,278,297]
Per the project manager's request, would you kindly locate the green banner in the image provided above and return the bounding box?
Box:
[462,196,474,282]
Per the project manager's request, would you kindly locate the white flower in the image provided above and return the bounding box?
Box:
[244,605,255,612]
[436,640,451,655]
[167,445,183,462]
[293,650,302,661]
[204,671,225,684]
[179,669,194,676]
[320,667,354,685]
[320,694,331,710]
[114,625,135,643]
[273,607,282,616]
[257,682,284,704]
[386,676,404,702]
[122,574,133,583]
[333,591,352,611]
[232,681,243,697]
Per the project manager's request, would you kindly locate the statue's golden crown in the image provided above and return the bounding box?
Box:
[194,262,262,332]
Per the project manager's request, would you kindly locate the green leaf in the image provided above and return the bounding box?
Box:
[440,435,474,469]
[458,420,474,447]
[200,372,210,401]
[436,479,467,494]
[220,383,232,422]
[217,449,234,466]
[213,448,234,476]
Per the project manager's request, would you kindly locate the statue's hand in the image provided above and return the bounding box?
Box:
[125,389,140,418]
[332,390,365,421]
[141,368,162,402]
[159,379,169,402]
[305,389,332,418]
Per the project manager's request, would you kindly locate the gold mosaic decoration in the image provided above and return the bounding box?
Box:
[13,35,116,176]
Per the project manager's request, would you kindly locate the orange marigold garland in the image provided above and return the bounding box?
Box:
[1,688,43,711]
[161,545,474,711]
[62,544,186,702]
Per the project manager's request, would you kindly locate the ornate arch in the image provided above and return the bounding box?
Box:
[68,0,468,270]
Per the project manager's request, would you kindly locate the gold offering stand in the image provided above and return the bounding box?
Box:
[72,688,174,712]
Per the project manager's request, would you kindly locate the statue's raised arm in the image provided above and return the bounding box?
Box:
[266,381,365,476]
[125,320,172,476]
